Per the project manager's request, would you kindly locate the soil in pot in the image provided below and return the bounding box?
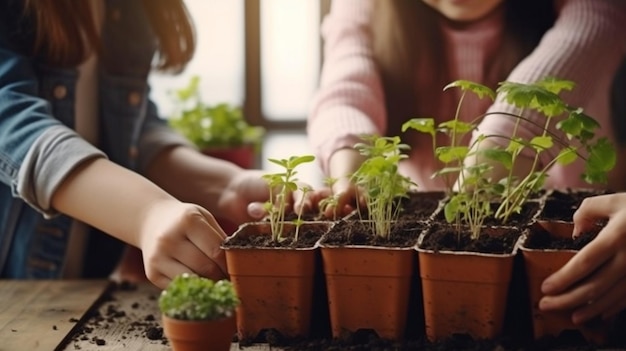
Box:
[320,219,425,248]
[539,189,611,222]
[349,191,445,223]
[419,223,520,254]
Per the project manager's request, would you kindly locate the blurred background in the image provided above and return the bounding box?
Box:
[150,0,331,188]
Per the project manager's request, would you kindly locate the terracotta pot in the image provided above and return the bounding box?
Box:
[319,220,422,340]
[222,222,329,341]
[520,223,610,344]
[161,314,235,351]
[202,144,256,169]
[320,245,415,340]
[417,225,520,342]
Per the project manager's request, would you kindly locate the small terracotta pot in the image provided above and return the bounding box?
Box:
[202,145,256,169]
[520,224,610,344]
[320,245,416,340]
[223,222,329,341]
[161,314,235,351]
[416,225,520,342]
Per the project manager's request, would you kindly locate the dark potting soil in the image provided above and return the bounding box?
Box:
[352,192,445,223]
[539,189,611,222]
[419,222,520,254]
[319,219,426,247]
[523,226,599,250]
[223,223,327,248]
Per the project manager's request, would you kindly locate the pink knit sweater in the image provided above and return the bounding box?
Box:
[308,0,626,191]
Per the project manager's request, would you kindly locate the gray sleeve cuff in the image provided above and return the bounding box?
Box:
[136,125,194,174]
[16,125,107,217]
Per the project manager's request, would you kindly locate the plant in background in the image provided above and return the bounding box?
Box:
[158,273,239,321]
[403,77,615,239]
[262,155,316,242]
[351,135,415,239]
[168,75,265,151]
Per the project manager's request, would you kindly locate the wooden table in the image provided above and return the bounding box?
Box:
[0,280,269,351]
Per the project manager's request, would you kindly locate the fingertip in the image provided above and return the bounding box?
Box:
[247,202,266,219]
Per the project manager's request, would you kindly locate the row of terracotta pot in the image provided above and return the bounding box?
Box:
[221,190,614,346]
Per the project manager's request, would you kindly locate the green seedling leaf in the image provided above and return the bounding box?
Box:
[555,147,577,166]
[444,80,496,100]
[481,148,513,170]
[497,81,566,116]
[402,118,436,135]
[444,196,460,223]
[436,146,468,163]
[535,76,576,94]
[439,120,475,135]
[432,166,464,178]
[529,135,553,152]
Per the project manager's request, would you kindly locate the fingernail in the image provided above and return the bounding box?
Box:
[541,280,552,293]
[248,203,265,218]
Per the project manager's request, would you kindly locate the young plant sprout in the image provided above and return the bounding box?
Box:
[351,135,415,240]
[318,176,340,220]
[158,273,239,321]
[262,155,316,242]
[403,77,615,239]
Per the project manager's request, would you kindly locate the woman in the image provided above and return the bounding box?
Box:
[308,0,626,216]
[0,0,303,289]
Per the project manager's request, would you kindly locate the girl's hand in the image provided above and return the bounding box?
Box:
[539,193,626,324]
[138,199,228,289]
[220,169,320,223]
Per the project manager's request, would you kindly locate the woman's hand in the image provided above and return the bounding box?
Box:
[138,199,228,290]
[539,193,626,324]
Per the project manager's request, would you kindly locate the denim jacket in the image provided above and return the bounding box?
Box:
[0,0,189,278]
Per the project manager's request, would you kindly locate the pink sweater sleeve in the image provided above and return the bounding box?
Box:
[477,0,626,186]
[307,0,386,174]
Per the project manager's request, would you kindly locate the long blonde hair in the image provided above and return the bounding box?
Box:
[371,0,556,137]
[19,0,195,72]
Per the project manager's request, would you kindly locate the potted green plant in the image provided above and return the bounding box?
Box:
[168,75,265,169]
[221,155,332,343]
[402,77,615,342]
[318,135,424,340]
[158,273,239,351]
[168,75,266,235]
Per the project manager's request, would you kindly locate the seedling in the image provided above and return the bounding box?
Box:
[351,135,415,239]
[158,273,239,321]
[403,77,615,239]
[318,176,340,220]
[262,155,316,242]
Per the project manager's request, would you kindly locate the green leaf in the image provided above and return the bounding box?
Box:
[497,81,566,117]
[535,76,576,94]
[438,120,475,135]
[444,197,460,223]
[584,137,616,184]
[402,118,435,135]
[529,135,553,152]
[555,147,577,166]
[444,80,496,100]
[481,148,513,170]
[436,146,468,163]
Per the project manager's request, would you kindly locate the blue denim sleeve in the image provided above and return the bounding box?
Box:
[135,97,194,174]
[0,21,105,217]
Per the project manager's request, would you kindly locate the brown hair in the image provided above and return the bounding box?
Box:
[371,0,556,137]
[21,0,195,72]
